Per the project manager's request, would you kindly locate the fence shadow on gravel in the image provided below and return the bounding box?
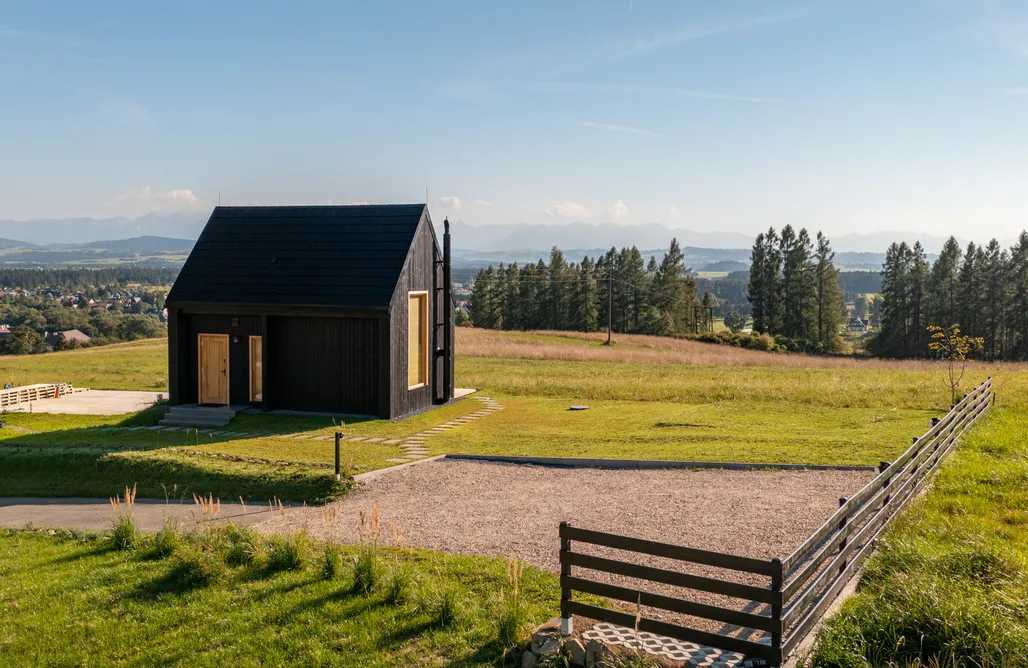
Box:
[558,377,995,667]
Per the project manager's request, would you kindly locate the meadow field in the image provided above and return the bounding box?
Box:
[1,329,1026,665]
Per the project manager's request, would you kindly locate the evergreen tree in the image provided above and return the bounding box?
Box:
[469,266,500,329]
[875,242,912,357]
[813,232,844,351]
[929,236,962,329]
[570,256,599,332]
[781,226,816,341]
[956,242,985,340]
[547,248,570,330]
[501,263,521,331]
[1008,232,1028,358]
[981,239,1006,359]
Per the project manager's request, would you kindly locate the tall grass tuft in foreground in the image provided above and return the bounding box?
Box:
[150,517,181,558]
[384,521,414,604]
[496,555,526,647]
[352,505,381,595]
[266,532,310,572]
[109,484,138,550]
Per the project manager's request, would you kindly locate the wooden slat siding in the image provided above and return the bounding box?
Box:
[562,552,779,604]
[562,525,775,575]
[167,307,180,405]
[563,601,781,663]
[268,316,381,415]
[388,212,441,419]
[782,385,992,628]
[561,576,779,633]
[782,379,991,573]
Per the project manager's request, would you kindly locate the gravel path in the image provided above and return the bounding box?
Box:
[264,459,870,566]
[262,460,874,636]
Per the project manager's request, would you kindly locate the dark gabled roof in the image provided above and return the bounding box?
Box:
[167,204,428,308]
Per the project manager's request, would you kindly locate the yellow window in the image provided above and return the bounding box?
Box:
[408,292,428,389]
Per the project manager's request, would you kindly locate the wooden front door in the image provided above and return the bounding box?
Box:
[198,334,229,405]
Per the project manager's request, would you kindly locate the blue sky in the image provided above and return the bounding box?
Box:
[2,0,1028,239]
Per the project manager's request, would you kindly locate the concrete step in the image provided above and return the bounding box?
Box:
[159,418,233,428]
[166,406,235,416]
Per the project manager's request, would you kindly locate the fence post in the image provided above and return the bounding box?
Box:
[334,432,342,480]
[560,521,573,636]
[837,497,849,577]
[771,556,784,666]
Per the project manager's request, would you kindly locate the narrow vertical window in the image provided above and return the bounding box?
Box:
[249,336,263,402]
[408,291,428,389]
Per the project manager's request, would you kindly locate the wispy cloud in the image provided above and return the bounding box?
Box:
[440,9,812,101]
[542,82,807,105]
[475,199,492,207]
[580,121,657,136]
[609,200,630,220]
[1004,86,1028,95]
[108,186,205,216]
[437,195,463,211]
[544,202,591,220]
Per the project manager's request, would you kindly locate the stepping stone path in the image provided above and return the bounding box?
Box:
[389,396,503,463]
[55,396,505,468]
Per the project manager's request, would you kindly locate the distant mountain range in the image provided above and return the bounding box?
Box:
[0,213,208,246]
[0,212,1015,271]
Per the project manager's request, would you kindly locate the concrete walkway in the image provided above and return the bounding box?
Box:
[8,390,166,415]
[0,497,283,532]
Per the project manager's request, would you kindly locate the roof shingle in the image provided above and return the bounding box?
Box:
[167,204,427,308]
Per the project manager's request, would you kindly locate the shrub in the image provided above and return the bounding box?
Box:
[424,583,461,627]
[384,563,414,605]
[266,533,310,572]
[224,524,266,567]
[150,518,180,558]
[110,514,138,551]
[352,548,379,595]
[172,542,227,586]
[320,544,344,581]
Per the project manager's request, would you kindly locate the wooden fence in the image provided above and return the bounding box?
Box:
[0,382,75,408]
[559,378,994,666]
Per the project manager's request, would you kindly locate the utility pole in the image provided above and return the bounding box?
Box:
[607,268,613,345]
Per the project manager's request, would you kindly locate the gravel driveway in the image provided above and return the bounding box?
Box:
[262,460,872,621]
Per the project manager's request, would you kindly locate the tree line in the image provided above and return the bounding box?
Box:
[746,226,847,352]
[873,234,1028,360]
[468,240,711,336]
[0,267,178,291]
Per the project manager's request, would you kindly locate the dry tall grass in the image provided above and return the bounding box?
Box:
[456,328,1028,372]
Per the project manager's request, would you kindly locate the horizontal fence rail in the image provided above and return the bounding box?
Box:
[0,382,73,407]
[558,378,994,667]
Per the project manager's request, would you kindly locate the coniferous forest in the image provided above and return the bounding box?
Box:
[872,233,1028,360]
[468,240,708,337]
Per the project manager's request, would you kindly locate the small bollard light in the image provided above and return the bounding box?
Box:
[334,431,343,481]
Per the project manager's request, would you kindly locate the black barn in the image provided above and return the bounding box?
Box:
[165,204,454,419]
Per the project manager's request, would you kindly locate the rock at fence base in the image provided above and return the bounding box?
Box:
[521,650,538,668]
[530,617,562,653]
[537,638,560,657]
[565,638,587,666]
[585,639,608,668]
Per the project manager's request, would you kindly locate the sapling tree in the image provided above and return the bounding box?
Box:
[927,324,983,404]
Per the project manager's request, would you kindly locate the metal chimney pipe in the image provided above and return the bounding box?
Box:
[443,218,453,400]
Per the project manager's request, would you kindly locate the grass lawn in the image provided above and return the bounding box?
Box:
[0,527,559,667]
[0,398,485,502]
[808,401,1028,666]
[0,339,167,390]
[427,397,936,466]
